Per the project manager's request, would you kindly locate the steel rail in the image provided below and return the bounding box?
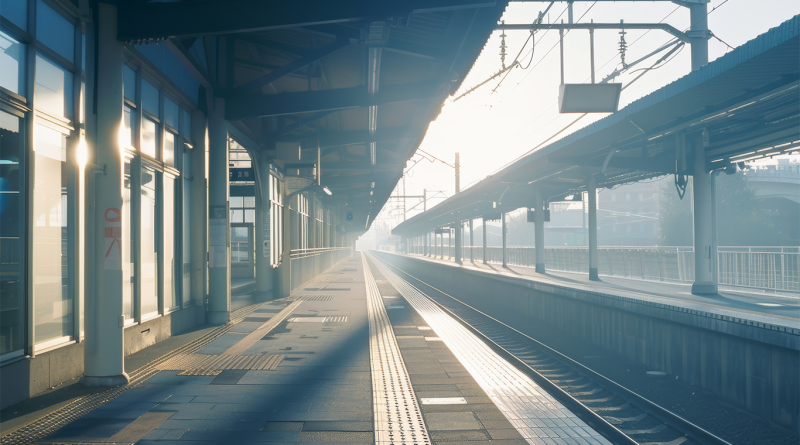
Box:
[371,253,732,445]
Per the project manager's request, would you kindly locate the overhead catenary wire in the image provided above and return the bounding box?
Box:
[495,0,733,174]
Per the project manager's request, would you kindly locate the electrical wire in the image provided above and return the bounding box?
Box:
[503,0,731,158]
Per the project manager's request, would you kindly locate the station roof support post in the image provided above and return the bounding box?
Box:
[82,2,129,387]
[534,190,546,274]
[588,175,599,281]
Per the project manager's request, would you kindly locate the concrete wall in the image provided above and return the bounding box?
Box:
[0,305,206,410]
[374,252,800,432]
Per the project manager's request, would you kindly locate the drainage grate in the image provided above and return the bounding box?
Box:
[362,254,430,445]
[288,295,334,301]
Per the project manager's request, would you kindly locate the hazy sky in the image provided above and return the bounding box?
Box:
[374,0,800,226]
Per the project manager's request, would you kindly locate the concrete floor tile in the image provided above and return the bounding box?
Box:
[424,412,482,430]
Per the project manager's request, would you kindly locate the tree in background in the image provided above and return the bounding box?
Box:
[659,178,693,246]
[659,171,789,246]
[715,171,787,246]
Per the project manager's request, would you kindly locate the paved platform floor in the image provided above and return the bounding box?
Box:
[416,253,799,324]
[3,252,598,444]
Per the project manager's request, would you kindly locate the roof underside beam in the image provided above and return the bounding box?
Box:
[226,79,447,120]
[117,0,496,42]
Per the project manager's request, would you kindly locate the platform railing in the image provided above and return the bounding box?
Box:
[414,245,799,293]
[290,247,351,259]
[290,247,353,291]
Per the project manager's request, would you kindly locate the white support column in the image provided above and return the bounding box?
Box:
[534,190,545,273]
[469,219,474,262]
[501,213,507,267]
[254,153,271,300]
[689,2,709,71]
[276,194,292,298]
[482,218,487,264]
[190,110,208,307]
[207,97,231,325]
[691,139,718,294]
[588,175,599,281]
[82,3,128,386]
[454,221,462,264]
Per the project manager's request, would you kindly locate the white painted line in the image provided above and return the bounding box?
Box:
[287,317,326,323]
[371,254,611,445]
[424,337,443,341]
[421,397,467,405]
[418,326,432,330]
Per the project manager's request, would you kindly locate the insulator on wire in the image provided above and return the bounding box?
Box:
[499,21,507,69]
[618,26,628,69]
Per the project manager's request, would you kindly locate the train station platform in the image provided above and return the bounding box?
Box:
[406,252,800,330]
[0,253,612,445]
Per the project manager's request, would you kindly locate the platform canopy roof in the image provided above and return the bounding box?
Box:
[116,0,510,236]
[393,15,800,237]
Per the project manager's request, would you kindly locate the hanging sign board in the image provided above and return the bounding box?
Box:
[559,83,622,113]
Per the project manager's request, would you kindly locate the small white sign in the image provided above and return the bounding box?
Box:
[420,397,467,405]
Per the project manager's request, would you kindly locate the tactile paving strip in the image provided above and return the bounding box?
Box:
[287,295,334,301]
[159,353,284,375]
[362,253,430,445]
[0,303,265,445]
[370,255,611,445]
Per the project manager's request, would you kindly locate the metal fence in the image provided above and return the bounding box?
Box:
[408,244,799,293]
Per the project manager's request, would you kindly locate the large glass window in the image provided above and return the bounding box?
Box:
[0,30,26,96]
[36,0,74,62]
[140,166,157,318]
[163,131,175,167]
[1,0,28,31]
[182,150,191,307]
[163,174,176,312]
[141,80,159,116]
[230,196,255,224]
[122,106,136,149]
[122,158,133,322]
[123,66,136,102]
[141,118,157,158]
[35,54,73,119]
[32,124,72,348]
[0,110,24,356]
[270,174,283,267]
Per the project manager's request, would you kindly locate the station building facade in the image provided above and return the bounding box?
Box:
[0,0,350,408]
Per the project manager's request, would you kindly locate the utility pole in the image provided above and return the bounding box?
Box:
[423,189,426,212]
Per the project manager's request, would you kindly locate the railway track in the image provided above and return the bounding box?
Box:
[370,253,731,445]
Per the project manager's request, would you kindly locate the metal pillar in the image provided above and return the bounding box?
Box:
[588,175,599,281]
[82,3,128,386]
[501,213,507,267]
[190,110,208,307]
[207,96,231,325]
[689,2,709,71]
[482,218,487,264]
[534,190,545,273]
[254,153,272,300]
[455,222,462,264]
[469,219,474,262]
[691,139,718,294]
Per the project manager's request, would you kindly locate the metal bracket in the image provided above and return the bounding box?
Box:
[88,163,106,175]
